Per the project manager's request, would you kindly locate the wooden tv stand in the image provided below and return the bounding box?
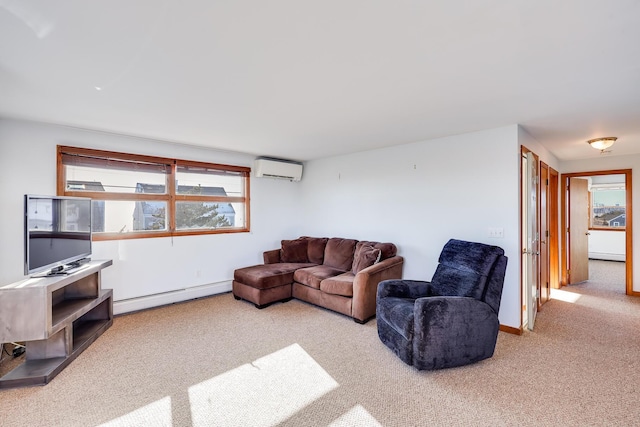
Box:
[0,260,113,389]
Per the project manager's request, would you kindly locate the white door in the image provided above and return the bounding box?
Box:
[523,151,539,330]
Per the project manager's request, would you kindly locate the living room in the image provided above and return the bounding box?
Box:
[1,119,546,330]
[2,2,640,425]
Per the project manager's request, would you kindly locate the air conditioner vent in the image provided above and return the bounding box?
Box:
[254,157,303,181]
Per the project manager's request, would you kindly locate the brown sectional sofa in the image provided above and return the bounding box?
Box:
[232,236,404,323]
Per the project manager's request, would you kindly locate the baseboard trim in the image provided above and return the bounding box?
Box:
[499,324,523,335]
[113,281,232,315]
[589,253,625,262]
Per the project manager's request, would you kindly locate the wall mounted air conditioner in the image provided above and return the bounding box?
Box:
[254,157,303,181]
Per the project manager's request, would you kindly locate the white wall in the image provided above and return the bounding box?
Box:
[589,230,625,261]
[299,125,523,328]
[1,117,571,328]
[561,154,639,291]
[0,118,305,311]
[518,126,561,172]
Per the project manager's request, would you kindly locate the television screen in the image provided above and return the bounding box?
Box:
[25,195,92,276]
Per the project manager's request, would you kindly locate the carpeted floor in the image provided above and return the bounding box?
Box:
[0,260,638,426]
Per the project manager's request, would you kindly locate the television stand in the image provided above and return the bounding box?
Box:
[0,260,113,389]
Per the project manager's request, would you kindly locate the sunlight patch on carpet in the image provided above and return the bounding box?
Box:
[550,288,581,303]
[188,343,339,426]
[98,396,172,427]
[329,405,383,426]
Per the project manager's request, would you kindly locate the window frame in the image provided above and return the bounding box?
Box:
[57,145,250,241]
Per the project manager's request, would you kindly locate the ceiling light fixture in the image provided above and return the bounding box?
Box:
[587,137,617,151]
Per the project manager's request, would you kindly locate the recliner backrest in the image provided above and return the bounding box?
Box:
[482,254,508,314]
[430,239,505,303]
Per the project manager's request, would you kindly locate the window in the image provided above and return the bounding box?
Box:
[590,187,626,230]
[57,146,250,240]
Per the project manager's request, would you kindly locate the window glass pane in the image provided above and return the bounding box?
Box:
[229,202,246,228]
[176,201,240,230]
[591,189,626,228]
[28,199,90,233]
[176,166,244,197]
[93,200,168,233]
[65,165,167,194]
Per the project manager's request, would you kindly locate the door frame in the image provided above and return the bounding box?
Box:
[560,169,635,295]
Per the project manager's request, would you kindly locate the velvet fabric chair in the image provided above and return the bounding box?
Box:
[376,239,508,370]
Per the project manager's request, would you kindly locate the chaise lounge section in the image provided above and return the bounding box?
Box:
[233,237,404,323]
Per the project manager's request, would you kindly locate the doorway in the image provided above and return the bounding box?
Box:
[561,169,634,295]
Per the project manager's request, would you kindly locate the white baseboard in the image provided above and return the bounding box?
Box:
[589,252,625,262]
[113,281,232,315]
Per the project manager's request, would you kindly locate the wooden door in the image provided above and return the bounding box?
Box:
[539,163,550,306]
[568,177,589,284]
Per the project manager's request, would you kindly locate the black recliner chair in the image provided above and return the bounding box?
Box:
[376,239,508,370]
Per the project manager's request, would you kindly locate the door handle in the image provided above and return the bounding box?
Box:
[586,232,591,236]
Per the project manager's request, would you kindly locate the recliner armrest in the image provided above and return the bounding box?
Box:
[377,279,432,300]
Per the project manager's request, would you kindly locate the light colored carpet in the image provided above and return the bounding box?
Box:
[1,260,639,426]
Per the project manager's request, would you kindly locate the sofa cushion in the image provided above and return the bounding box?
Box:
[323,238,358,271]
[351,244,382,274]
[280,238,309,263]
[320,272,355,297]
[356,241,397,261]
[302,237,329,264]
[234,263,314,289]
[294,265,346,289]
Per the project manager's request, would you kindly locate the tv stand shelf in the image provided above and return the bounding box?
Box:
[0,260,113,389]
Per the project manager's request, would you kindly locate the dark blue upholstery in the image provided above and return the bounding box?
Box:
[376,239,507,370]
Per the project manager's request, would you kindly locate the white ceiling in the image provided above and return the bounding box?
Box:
[1,1,639,162]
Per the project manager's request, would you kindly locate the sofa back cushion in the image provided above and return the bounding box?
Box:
[302,237,329,264]
[352,244,382,274]
[323,238,358,271]
[280,238,309,263]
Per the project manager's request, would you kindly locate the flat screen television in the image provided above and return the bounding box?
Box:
[25,194,92,276]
